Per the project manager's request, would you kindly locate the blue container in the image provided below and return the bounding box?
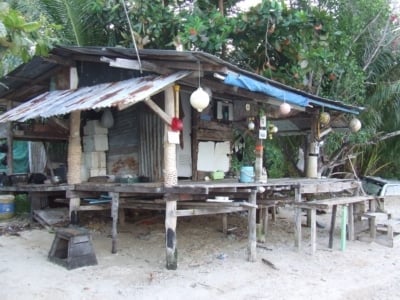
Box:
[239,166,255,183]
[0,195,15,220]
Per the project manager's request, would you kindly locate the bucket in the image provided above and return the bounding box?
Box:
[0,195,15,220]
[240,166,255,183]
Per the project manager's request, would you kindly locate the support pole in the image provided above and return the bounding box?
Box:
[6,100,13,174]
[348,203,354,241]
[110,192,119,254]
[247,189,257,262]
[165,194,177,270]
[254,140,263,182]
[222,214,228,234]
[310,208,317,255]
[294,187,302,250]
[329,205,337,248]
[341,205,348,251]
[163,86,178,269]
[66,67,81,218]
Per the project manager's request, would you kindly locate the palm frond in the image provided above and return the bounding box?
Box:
[38,0,106,46]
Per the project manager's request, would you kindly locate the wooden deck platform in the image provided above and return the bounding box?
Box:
[0,177,371,268]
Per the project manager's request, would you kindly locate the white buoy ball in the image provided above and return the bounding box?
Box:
[349,118,362,133]
[280,102,291,115]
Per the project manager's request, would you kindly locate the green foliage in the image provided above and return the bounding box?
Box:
[0,1,55,75]
[264,140,286,178]
[179,8,235,55]
[14,194,30,215]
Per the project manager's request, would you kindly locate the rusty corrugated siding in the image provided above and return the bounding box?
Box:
[0,71,190,123]
[139,111,163,181]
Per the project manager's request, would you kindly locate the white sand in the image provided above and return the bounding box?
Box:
[1,207,399,300]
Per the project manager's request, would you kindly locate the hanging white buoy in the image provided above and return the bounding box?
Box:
[190,87,210,112]
[280,102,291,115]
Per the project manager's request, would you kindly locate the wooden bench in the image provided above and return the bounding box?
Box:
[363,212,400,247]
[293,195,377,255]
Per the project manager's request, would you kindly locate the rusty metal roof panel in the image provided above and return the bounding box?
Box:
[0,71,190,122]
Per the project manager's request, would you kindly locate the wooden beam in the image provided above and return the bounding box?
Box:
[144,98,172,125]
[175,207,245,217]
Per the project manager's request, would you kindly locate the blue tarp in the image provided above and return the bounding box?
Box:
[224,73,309,107]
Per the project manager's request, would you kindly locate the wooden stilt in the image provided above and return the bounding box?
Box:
[271,206,276,223]
[222,214,228,234]
[348,203,354,240]
[328,205,337,248]
[165,195,178,270]
[110,192,119,254]
[294,187,302,250]
[247,189,257,262]
[69,197,80,219]
[118,207,126,226]
[163,86,178,270]
[256,207,267,243]
[306,210,312,227]
[263,207,268,242]
[341,205,348,251]
[310,208,317,255]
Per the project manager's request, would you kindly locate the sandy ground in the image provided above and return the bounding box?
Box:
[1,207,400,300]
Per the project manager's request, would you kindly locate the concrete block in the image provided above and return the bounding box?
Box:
[84,120,108,136]
[83,134,108,152]
[85,152,106,169]
[89,168,107,177]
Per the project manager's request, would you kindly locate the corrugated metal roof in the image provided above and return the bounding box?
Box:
[0,71,190,122]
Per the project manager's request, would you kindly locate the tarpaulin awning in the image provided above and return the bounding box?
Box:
[224,73,309,107]
[0,71,190,122]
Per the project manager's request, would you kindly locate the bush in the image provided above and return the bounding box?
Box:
[14,194,30,215]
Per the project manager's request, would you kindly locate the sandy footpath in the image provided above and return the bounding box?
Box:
[1,207,400,300]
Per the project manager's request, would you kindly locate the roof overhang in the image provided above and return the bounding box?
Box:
[0,71,190,122]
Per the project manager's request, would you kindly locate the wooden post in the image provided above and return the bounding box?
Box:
[263,207,269,242]
[247,189,257,262]
[341,205,348,251]
[257,206,267,243]
[306,113,319,178]
[222,214,228,234]
[6,100,13,174]
[163,86,179,270]
[65,67,81,217]
[306,210,312,227]
[310,208,317,255]
[163,86,177,187]
[294,187,302,250]
[254,140,263,182]
[110,192,119,254]
[68,110,82,215]
[348,203,354,241]
[165,194,177,270]
[328,205,337,248]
